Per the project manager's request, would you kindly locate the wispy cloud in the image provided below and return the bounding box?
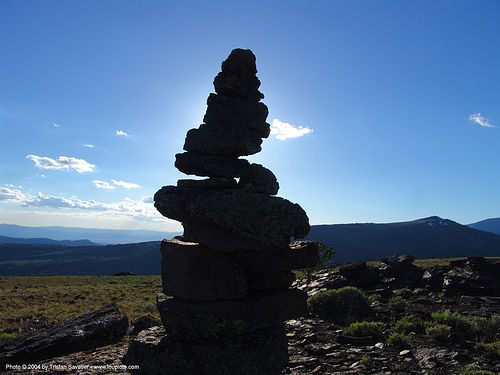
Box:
[116,130,129,137]
[93,180,115,189]
[0,184,160,219]
[0,186,25,202]
[469,113,495,128]
[270,119,313,140]
[83,144,95,148]
[112,179,141,189]
[26,155,95,173]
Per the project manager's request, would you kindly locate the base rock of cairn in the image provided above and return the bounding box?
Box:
[123,48,319,374]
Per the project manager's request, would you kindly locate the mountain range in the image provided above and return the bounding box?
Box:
[0,235,98,247]
[468,217,500,235]
[307,216,500,263]
[0,223,179,244]
[0,216,499,275]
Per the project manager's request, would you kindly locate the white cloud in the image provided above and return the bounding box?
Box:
[83,144,95,148]
[116,130,129,137]
[52,122,59,128]
[26,193,158,218]
[140,195,154,203]
[469,113,495,128]
[0,184,159,219]
[0,186,26,202]
[26,155,95,173]
[270,119,313,140]
[93,180,115,189]
[112,179,141,189]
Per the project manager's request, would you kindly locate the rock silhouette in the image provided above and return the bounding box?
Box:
[124,48,319,374]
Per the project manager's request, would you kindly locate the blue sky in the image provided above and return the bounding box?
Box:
[1,0,499,232]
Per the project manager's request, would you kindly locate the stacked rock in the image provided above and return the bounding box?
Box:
[139,49,318,374]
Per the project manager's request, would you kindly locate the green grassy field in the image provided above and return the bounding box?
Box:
[0,275,161,339]
[1,257,499,340]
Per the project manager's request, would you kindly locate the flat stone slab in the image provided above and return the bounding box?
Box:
[182,222,269,252]
[238,163,279,195]
[175,152,250,178]
[160,238,247,301]
[156,288,307,340]
[227,241,320,271]
[177,177,237,190]
[247,271,296,290]
[183,123,264,156]
[122,324,287,375]
[203,93,270,139]
[0,304,128,367]
[154,186,310,250]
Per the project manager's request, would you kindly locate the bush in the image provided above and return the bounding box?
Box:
[296,242,336,280]
[386,332,409,348]
[431,310,472,333]
[394,314,428,335]
[343,321,384,338]
[431,311,500,341]
[307,286,372,324]
[388,296,407,313]
[472,314,500,342]
[426,324,452,342]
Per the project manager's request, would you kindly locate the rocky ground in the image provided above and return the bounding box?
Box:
[3,256,499,375]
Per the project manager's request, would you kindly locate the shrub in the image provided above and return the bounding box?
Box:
[473,314,500,342]
[343,321,384,338]
[431,310,472,333]
[388,296,407,313]
[386,332,409,348]
[307,286,372,324]
[426,324,451,342]
[394,314,428,334]
[297,242,336,280]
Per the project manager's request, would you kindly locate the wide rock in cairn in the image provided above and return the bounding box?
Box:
[123,49,319,375]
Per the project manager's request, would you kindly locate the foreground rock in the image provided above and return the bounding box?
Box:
[123,325,287,375]
[0,304,128,368]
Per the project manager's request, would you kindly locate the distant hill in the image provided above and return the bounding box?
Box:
[0,235,98,247]
[3,216,500,276]
[307,216,500,263]
[468,217,500,235]
[0,224,180,244]
[0,241,162,276]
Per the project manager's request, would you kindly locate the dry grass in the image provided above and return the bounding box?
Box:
[0,275,161,336]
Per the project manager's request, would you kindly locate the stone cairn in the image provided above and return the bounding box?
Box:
[124,49,319,374]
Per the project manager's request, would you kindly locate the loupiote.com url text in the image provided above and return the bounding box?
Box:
[5,363,140,372]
